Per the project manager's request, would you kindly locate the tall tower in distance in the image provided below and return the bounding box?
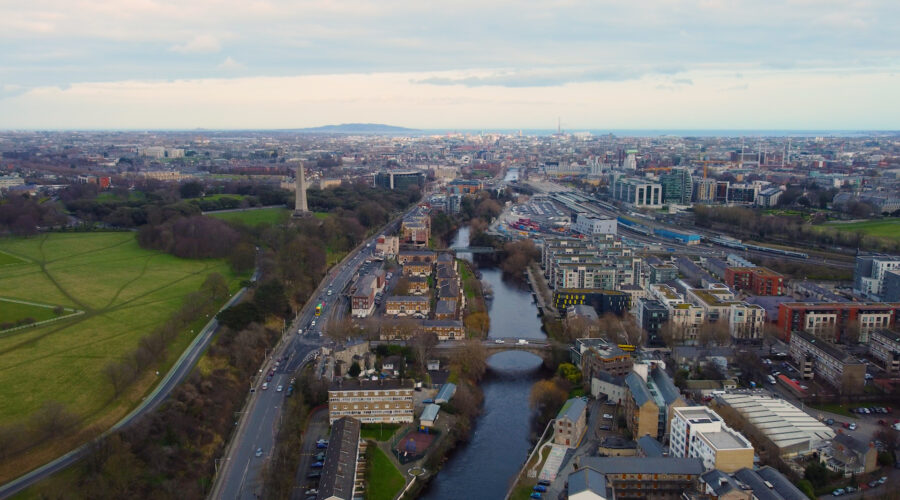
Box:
[294,163,309,216]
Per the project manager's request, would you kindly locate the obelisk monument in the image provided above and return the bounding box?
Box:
[294,163,309,216]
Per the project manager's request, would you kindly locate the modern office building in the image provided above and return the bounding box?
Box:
[574,214,617,236]
[660,168,693,205]
[374,170,425,191]
[611,177,663,208]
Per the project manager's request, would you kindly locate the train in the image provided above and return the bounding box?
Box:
[707,236,808,259]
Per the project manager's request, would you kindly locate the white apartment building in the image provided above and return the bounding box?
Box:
[669,406,754,473]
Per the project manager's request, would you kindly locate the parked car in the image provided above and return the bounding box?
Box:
[495,339,505,344]
[530,493,542,499]
[307,472,321,479]
[533,485,547,492]
[311,462,324,468]
[849,423,858,430]
[825,418,835,425]
[262,382,269,390]
[304,490,318,496]
[603,414,614,419]
[276,385,283,392]
[255,448,263,457]
[832,488,845,496]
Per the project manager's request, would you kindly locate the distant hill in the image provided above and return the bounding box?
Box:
[296,123,418,134]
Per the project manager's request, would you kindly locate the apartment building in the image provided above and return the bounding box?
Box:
[776,301,899,343]
[724,266,784,296]
[624,372,661,439]
[385,296,430,317]
[686,286,765,342]
[554,397,588,447]
[854,254,900,300]
[351,275,377,318]
[869,329,900,373]
[577,457,705,499]
[637,298,669,340]
[328,379,414,424]
[789,330,866,394]
[648,263,678,284]
[397,250,436,265]
[553,289,629,316]
[402,262,433,277]
[576,340,634,379]
[422,320,464,340]
[669,406,754,473]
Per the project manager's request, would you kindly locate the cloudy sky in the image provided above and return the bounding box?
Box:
[1,0,898,130]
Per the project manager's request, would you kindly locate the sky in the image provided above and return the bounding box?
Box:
[0,0,898,130]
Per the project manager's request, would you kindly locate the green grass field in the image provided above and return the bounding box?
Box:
[366,446,405,500]
[0,232,241,429]
[0,299,69,326]
[0,251,27,266]
[360,424,400,442]
[207,207,290,226]
[823,219,900,240]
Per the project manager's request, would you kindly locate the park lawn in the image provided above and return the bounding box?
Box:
[0,232,242,431]
[0,250,27,266]
[360,424,400,442]
[366,446,405,500]
[313,211,330,220]
[207,207,290,226]
[194,193,246,202]
[0,300,66,326]
[823,219,900,241]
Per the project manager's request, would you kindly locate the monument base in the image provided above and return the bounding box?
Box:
[292,210,313,218]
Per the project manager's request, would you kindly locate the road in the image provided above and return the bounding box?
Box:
[210,211,412,500]
[0,268,261,500]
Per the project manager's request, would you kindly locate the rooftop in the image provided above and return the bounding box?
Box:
[330,379,414,392]
[567,467,608,497]
[581,456,704,475]
[791,330,854,363]
[557,397,587,422]
[317,417,360,500]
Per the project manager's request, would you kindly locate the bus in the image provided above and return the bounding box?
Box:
[315,303,323,316]
[617,344,636,352]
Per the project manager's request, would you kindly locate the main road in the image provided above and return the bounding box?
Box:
[209,209,412,500]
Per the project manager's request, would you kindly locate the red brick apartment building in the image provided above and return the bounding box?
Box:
[724,266,784,296]
[776,302,900,343]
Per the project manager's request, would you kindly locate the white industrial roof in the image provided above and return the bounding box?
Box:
[718,393,834,452]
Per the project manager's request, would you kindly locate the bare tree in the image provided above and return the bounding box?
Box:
[30,400,78,439]
[103,360,136,397]
[453,339,488,380]
[410,331,439,369]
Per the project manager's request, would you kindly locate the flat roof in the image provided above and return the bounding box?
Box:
[717,393,834,451]
[330,379,414,391]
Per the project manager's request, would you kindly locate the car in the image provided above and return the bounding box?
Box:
[423,399,434,404]
[772,371,781,376]
[530,493,542,499]
[832,488,845,496]
[825,418,835,425]
[315,452,326,461]
[848,423,858,430]
[286,386,294,397]
[879,476,887,484]
[255,447,263,457]
[311,320,316,327]
[304,490,318,496]
[307,472,321,479]
[518,339,529,345]
[495,339,505,344]
[879,419,887,425]
[297,328,304,335]
[537,479,551,486]
[845,486,856,493]
[276,385,283,392]
[316,442,327,449]
[262,382,269,390]
[598,425,611,430]
[533,485,547,492]
[266,374,273,382]
[603,414,614,419]
[869,480,878,488]
[311,461,324,468]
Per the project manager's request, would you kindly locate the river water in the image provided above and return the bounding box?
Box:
[421,227,547,500]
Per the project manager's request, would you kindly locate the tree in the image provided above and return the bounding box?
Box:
[556,363,582,386]
[31,400,78,439]
[529,379,568,428]
[103,360,136,397]
[324,317,358,344]
[201,272,230,302]
[348,361,361,377]
[393,277,411,296]
[228,241,256,273]
[253,279,290,318]
[453,339,488,380]
[179,181,203,199]
[464,311,490,338]
[410,331,438,369]
[216,302,263,330]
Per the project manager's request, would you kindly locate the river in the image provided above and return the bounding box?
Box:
[421,226,547,500]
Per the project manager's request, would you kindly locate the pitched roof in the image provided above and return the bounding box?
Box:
[649,366,681,405]
[637,435,665,457]
[567,467,607,497]
[316,417,360,500]
[420,403,440,423]
[557,397,587,422]
[581,456,704,475]
[625,372,653,407]
[833,432,872,456]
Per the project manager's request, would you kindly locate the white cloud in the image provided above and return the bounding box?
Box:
[170,34,221,54]
[217,56,244,70]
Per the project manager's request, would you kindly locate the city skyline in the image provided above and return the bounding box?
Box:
[1,0,898,129]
